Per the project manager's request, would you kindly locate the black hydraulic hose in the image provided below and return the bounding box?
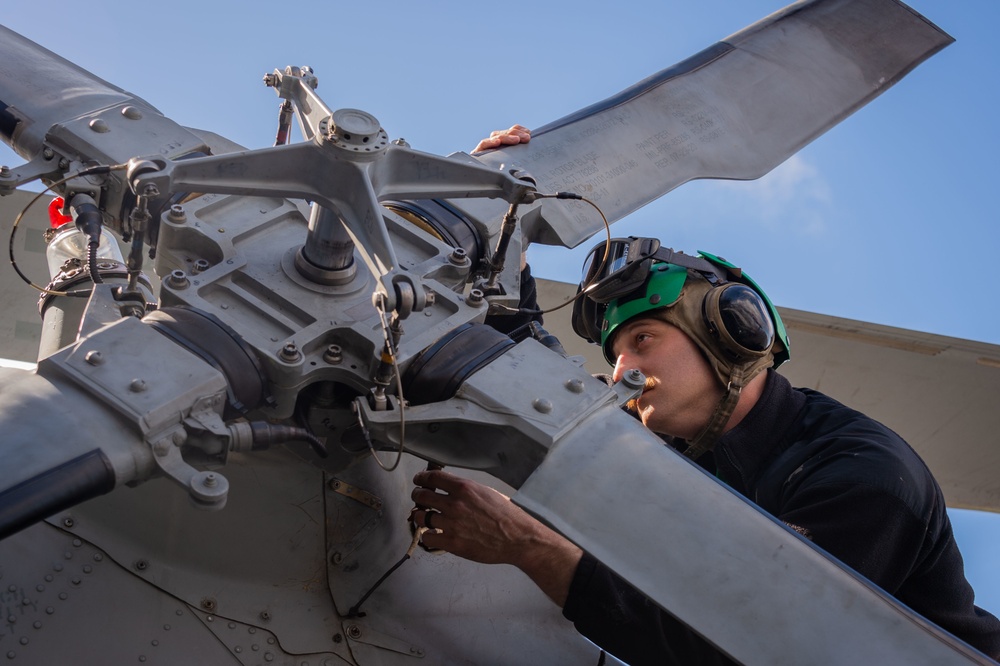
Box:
[87,239,103,284]
[0,449,116,541]
[70,194,105,285]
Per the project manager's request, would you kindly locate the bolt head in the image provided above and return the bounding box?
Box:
[532,398,553,414]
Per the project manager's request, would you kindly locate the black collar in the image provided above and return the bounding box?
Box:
[713,369,807,493]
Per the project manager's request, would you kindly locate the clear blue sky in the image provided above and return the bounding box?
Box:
[3,0,998,619]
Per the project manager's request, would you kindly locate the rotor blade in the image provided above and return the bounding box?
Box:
[513,407,994,666]
[475,0,953,249]
[0,25,158,159]
[535,277,1000,513]
[775,307,1000,513]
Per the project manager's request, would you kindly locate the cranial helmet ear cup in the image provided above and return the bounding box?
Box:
[702,283,775,362]
[572,288,604,343]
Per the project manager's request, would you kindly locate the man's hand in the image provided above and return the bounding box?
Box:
[411,469,582,607]
[473,124,531,153]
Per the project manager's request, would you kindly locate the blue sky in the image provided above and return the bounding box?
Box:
[2,0,998,619]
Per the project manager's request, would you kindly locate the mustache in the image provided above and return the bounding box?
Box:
[626,377,658,414]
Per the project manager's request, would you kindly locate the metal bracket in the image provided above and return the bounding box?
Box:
[613,369,645,408]
[328,478,383,511]
[149,427,230,510]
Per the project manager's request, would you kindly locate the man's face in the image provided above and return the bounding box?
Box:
[609,316,723,439]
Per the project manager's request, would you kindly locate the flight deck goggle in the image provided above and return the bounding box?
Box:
[571,237,727,343]
[570,237,789,369]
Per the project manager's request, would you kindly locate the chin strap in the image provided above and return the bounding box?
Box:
[683,366,745,460]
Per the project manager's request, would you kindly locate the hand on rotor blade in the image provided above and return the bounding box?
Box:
[410,469,582,606]
[472,124,531,153]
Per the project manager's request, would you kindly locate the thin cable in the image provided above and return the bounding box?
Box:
[7,164,126,297]
[346,524,427,617]
[490,191,612,318]
[363,294,406,473]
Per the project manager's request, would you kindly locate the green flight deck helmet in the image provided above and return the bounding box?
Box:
[572,238,789,458]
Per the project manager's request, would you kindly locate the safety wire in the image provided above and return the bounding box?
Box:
[7,163,127,297]
[488,191,612,319]
[346,522,427,618]
[356,292,407,473]
[344,295,416,616]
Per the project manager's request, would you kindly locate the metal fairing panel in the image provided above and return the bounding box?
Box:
[1,447,607,665]
[0,522,239,664]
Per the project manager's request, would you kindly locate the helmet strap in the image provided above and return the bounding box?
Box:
[683,366,745,460]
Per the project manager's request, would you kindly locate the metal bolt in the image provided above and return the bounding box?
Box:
[259,610,271,622]
[84,351,104,366]
[565,379,585,393]
[191,259,210,274]
[622,368,646,390]
[279,342,301,362]
[129,378,147,393]
[134,560,148,571]
[467,288,484,305]
[0,165,9,178]
[88,118,110,133]
[448,247,468,265]
[62,517,75,528]
[330,552,343,565]
[43,148,54,160]
[323,344,343,364]
[202,473,218,488]
[166,270,189,289]
[200,598,217,612]
[167,205,186,222]
[121,106,143,120]
[532,398,553,414]
[347,625,362,640]
[332,634,343,643]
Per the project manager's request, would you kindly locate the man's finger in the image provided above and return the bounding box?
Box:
[413,468,464,492]
[411,486,452,512]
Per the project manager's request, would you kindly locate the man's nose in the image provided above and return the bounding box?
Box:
[611,354,633,383]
